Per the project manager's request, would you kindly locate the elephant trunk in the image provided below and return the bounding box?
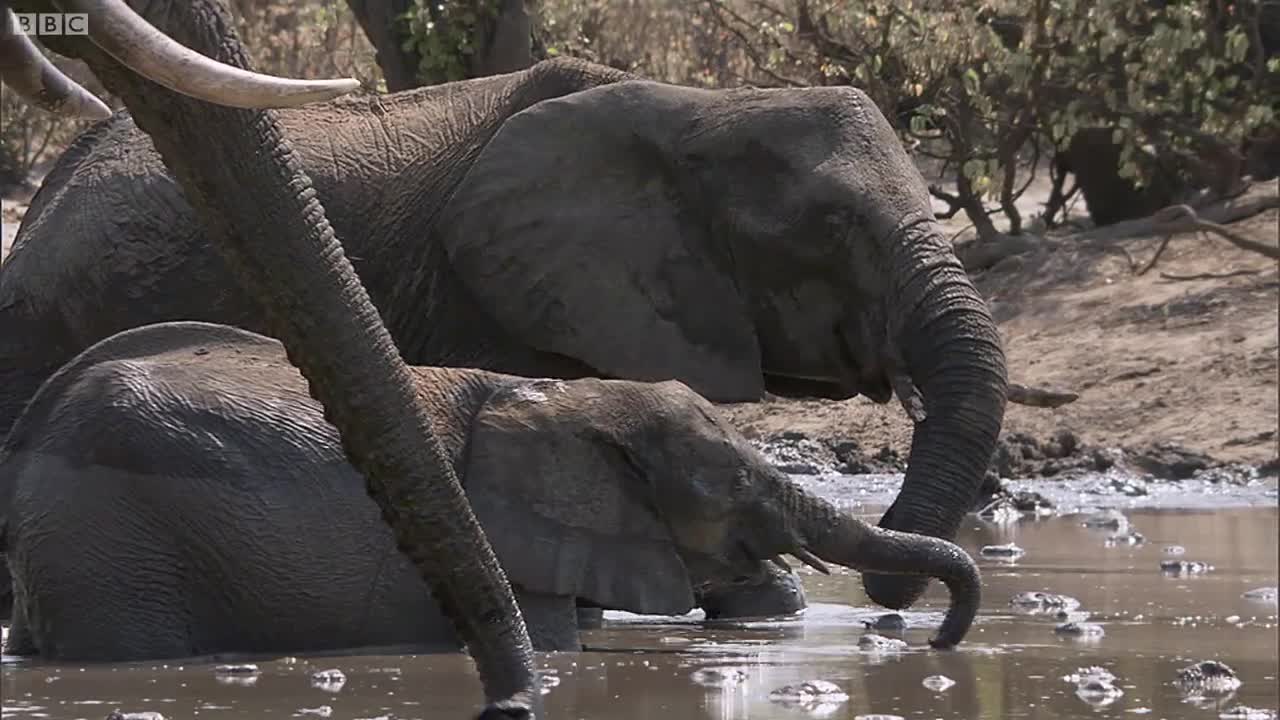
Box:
[779,478,981,648]
[862,217,1008,610]
[41,0,539,713]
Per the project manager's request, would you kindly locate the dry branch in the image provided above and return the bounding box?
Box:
[1007,382,1079,408]
[1067,184,1280,247]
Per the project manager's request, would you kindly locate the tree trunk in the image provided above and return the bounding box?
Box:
[27,0,538,712]
[347,0,534,90]
[345,0,420,91]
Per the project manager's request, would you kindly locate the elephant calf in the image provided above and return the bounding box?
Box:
[0,322,980,661]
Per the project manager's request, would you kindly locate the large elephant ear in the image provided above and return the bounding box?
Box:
[437,81,764,402]
[462,378,696,615]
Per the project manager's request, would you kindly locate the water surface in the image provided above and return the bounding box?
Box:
[3,481,1277,720]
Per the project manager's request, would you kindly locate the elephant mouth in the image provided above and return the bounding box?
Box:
[762,373,857,400]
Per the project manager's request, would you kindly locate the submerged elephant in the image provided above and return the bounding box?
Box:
[0,55,1007,610]
[0,321,981,661]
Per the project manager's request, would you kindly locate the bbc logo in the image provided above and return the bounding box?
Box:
[10,13,89,36]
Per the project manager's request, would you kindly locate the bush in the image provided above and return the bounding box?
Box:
[690,0,1280,234]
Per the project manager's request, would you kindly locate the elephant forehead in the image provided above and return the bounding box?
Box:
[464,391,668,537]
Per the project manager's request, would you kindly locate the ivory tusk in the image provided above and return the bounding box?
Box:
[0,8,111,119]
[57,0,360,109]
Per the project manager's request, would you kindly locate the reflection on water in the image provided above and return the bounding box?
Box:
[3,507,1277,719]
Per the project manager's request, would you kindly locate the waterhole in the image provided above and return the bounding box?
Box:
[3,476,1276,719]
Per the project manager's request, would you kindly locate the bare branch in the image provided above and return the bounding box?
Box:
[1007,382,1079,408]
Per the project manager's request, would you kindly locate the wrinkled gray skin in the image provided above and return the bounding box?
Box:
[0,58,1008,609]
[5,0,541,714]
[0,322,982,660]
[700,567,807,620]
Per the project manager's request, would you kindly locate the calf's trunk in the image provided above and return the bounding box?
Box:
[779,479,982,649]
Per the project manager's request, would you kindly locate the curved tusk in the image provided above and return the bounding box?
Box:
[56,0,361,108]
[0,9,112,119]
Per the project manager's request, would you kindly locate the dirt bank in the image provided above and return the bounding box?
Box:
[722,190,1279,477]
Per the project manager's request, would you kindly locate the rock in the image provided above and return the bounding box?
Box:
[857,633,908,651]
[1105,529,1146,546]
[690,666,749,688]
[1082,509,1129,530]
[1130,442,1214,480]
[1063,666,1117,686]
[310,669,346,692]
[1259,458,1280,478]
[1160,560,1213,575]
[1075,677,1124,707]
[1175,660,1242,697]
[1012,489,1054,511]
[862,613,907,632]
[768,679,850,710]
[1044,429,1080,458]
[980,543,1026,559]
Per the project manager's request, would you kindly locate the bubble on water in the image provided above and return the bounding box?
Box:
[1054,621,1105,638]
[1226,615,1242,624]
[1063,666,1117,686]
[976,497,1021,524]
[854,715,905,720]
[980,543,1026,560]
[1219,706,1279,719]
[922,675,955,692]
[690,666,749,689]
[1010,591,1081,613]
[214,674,259,688]
[294,707,333,718]
[539,670,562,695]
[1243,587,1278,603]
[858,633,908,652]
[309,669,346,693]
[1164,545,1188,555]
[213,664,259,676]
[105,712,166,720]
[768,679,849,716]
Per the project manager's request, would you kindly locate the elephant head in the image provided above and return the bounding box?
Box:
[460,378,982,649]
[2,0,538,716]
[438,81,1008,609]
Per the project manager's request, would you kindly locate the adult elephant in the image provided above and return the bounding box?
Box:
[0,321,982,660]
[0,59,1008,612]
[3,0,542,716]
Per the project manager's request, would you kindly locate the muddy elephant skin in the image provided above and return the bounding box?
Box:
[0,322,983,661]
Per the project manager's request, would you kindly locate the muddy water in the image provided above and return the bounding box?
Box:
[3,479,1277,720]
